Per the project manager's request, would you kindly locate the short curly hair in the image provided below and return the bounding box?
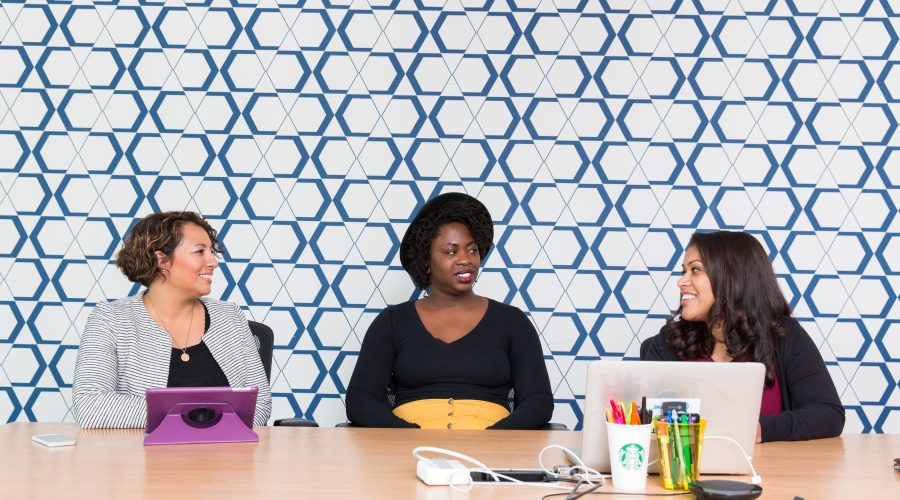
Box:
[115,211,222,287]
[400,193,493,290]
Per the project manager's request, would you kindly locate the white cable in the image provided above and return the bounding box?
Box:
[414,435,760,496]
[412,446,485,492]
[703,435,762,484]
[538,445,606,486]
[413,446,495,478]
[413,446,574,491]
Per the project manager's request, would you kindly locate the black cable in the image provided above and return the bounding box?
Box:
[541,481,692,500]
[566,480,600,500]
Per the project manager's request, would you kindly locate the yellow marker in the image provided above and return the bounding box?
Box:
[657,423,674,489]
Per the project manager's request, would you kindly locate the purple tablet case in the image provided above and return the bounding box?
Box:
[144,387,259,446]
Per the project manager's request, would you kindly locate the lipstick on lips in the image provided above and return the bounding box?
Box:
[455,269,474,284]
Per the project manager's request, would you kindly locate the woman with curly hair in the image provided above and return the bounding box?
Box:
[346,192,553,429]
[640,230,844,442]
[73,211,271,428]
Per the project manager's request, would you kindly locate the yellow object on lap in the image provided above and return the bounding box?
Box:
[393,399,510,429]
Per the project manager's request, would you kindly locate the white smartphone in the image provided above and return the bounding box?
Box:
[32,434,76,447]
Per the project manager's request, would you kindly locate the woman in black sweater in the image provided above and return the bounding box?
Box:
[345,192,553,429]
[640,230,844,442]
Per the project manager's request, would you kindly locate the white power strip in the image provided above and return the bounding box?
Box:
[412,445,604,493]
[416,458,471,486]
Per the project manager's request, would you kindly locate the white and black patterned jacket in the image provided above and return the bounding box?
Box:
[73,294,271,428]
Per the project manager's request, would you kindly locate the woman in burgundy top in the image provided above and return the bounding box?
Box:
[640,231,844,442]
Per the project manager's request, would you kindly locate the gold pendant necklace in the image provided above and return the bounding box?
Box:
[147,294,196,362]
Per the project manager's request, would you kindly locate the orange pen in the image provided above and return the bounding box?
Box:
[657,422,673,488]
[606,408,614,423]
[629,403,640,425]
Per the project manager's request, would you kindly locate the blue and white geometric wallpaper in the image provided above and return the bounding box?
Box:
[0,0,897,432]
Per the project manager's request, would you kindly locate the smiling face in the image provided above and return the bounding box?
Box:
[154,222,219,298]
[677,245,715,323]
[427,222,481,296]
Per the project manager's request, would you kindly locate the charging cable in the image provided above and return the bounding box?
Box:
[413,445,594,492]
[538,445,606,485]
[703,436,762,484]
[413,446,491,492]
[413,437,758,495]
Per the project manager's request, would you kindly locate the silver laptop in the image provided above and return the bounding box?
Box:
[581,360,765,475]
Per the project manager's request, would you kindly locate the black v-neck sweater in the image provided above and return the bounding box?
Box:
[346,299,553,429]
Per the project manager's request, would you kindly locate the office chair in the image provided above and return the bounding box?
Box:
[248,321,274,381]
[339,387,568,430]
[248,320,318,428]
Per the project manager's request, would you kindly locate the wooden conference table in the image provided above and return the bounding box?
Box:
[2,423,898,499]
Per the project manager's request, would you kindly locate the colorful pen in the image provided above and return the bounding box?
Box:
[672,412,688,487]
[694,421,701,479]
[657,422,674,488]
[609,400,624,424]
[680,413,693,483]
[666,416,684,485]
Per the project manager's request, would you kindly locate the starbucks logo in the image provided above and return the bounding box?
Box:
[617,443,645,471]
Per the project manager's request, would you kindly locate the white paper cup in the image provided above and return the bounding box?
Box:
[606,421,653,490]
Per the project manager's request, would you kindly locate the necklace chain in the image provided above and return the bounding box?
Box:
[147,293,195,363]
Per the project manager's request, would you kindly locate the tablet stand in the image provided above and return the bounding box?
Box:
[144,402,258,445]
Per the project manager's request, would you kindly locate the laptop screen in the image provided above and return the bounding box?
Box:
[580,360,764,474]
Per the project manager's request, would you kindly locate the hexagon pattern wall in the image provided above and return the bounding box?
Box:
[0,0,898,432]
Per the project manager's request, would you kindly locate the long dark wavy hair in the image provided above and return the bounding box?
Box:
[662,231,791,386]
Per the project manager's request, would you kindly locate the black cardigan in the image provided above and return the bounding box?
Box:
[345,299,553,429]
[640,317,845,442]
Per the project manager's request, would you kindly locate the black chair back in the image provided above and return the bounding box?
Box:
[246,320,320,427]
[248,320,274,382]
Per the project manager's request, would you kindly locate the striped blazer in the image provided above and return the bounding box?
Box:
[73,294,272,428]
